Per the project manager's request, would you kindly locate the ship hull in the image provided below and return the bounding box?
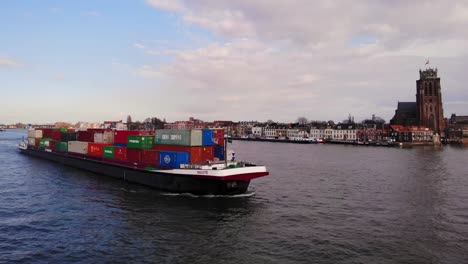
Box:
[19,148,251,195]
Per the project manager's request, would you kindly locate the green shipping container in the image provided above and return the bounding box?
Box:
[103,146,115,158]
[60,127,68,132]
[56,141,68,152]
[155,129,203,146]
[60,132,77,142]
[127,135,154,149]
[39,138,52,148]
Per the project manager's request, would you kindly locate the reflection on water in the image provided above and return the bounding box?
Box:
[1,130,468,263]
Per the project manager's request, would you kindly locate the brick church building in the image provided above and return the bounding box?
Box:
[390,68,445,136]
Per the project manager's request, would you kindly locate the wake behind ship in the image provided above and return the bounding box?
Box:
[19,128,268,195]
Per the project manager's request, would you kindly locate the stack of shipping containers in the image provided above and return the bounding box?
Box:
[154,129,225,168]
[27,127,225,169]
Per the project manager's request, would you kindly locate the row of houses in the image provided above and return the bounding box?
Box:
[250,125,437,144]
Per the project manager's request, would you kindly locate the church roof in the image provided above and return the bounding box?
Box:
[397,102,417,112]
[452,115,468,124]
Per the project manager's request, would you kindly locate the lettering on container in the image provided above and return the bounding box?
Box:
[161,134,182,141]
[164,155,171,164]
[170,135,182,140]
[129,139,140,143]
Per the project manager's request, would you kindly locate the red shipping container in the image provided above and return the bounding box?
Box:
[127,148,143,163]
[41,128,55,138]
[35,138,41,146]
[51,130,61,141]
[154,145,214,163]
[114,147,128,161]
[142,149,159,166]
[87,128,111,133]
[77,131,95,142]
[49,140,56,150]
[114,130,155,144]
[212,129,225,146]
[144,130,155,136]
[88,143,111,156]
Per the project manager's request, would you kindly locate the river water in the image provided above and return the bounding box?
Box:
[1,129,467,263]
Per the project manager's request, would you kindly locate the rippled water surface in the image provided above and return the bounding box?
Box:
[1,130,468,263]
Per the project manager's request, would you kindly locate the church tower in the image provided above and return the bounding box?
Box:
[416,68,445,136]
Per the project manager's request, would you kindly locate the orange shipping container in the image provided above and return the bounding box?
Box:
[154,145,214,163]
[88,143,112,156]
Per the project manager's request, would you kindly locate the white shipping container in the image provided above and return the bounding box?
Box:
[68,141,89,154]
[27,138,36,146]
[103,131,114,144]
[94,132,114,144]
[27,130,43,139]
[94,133,104,143]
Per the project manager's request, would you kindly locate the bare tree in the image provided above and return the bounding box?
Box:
[126,115,132,125]
[297,117,308,125]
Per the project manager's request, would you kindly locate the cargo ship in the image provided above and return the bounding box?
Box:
[18,128,269,195]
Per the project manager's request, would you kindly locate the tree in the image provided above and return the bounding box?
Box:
[151,117,165,129]
[297,117,308,125]
[127,115,132,125]
[128,121,140,130]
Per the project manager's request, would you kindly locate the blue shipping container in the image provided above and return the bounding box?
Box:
[202,129,214,146]
[114,143,127,147]
[214,145,224,160]
[159,151,190,168]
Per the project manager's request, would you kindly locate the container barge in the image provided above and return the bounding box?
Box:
[18,128,268,195]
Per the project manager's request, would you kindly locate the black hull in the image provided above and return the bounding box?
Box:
[19,148,250,195]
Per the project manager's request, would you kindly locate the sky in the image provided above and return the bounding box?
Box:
[1,0,468,124]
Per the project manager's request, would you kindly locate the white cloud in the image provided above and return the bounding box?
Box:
[133,43,146,49]
[82,11,101,17]
[0,58,19,67]
[146,0,185,12]
[144,0,468,122]
[136,65,161,78]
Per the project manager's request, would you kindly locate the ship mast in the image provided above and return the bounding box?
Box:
[224,133,228,167]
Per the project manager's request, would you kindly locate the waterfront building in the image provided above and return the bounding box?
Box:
[332,125,357,141]
[252,126,263,137]
[286,129,300,138]
[357,128,388,143]
[389,125,433,143]
[324,127,333,140]
[310,127,325,140]
[164,120,206,130]
[447,114,468,143]
[237,121,259,137]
